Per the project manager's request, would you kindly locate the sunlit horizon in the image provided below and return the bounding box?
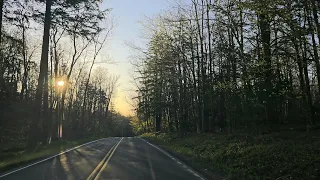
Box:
[101,0,169,117]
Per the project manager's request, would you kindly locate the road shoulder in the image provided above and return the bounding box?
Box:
[141,137,225,180]
[0,138,105,176]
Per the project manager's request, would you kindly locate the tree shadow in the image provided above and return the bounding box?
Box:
[98,138,200,180]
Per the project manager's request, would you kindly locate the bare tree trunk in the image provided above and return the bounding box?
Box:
[48,48,54,142]
[302,39,315,128]
[42,69,50,142]
[306,2,320,94]
[20,25,28,100]
[82,61,94,136]
[193,0,204,133]
[0,0,3,45]
[82,44,99,135]
[28,0,52,148]
[259,12,273,129]
[311,0,320,46]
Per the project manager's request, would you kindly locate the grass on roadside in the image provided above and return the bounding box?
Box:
[141,131,320,180]
[0,136,102,173]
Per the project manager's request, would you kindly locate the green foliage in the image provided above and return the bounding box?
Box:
[133,0,320,134]
[52,0,109,37]
[142,132,320,180]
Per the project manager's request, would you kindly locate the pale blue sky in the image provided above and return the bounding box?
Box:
[101,0,170,116]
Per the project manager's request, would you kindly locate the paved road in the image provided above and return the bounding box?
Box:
[0,137,205,180]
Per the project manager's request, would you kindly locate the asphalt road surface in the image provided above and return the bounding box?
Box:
[0,137,206,180]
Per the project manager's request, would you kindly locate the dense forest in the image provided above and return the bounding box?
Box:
[1,0,319,179]
[133,0,320,135]
[0,0,131,150]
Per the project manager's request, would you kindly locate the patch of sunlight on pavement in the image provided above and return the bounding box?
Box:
[60,153,70,172]
[129,141,134,147]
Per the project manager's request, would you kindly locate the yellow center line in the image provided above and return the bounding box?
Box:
[94,137,123,180]
[86,138,123,180]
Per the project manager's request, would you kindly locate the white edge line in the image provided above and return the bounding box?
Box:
[139,138,207,180]
[0,138,108,178]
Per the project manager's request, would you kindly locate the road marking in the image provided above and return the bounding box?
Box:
[146,145,156,180]
[0,138,108,178]
[86,138,120,180]
[140,138,207,180]
[93,137,123,180]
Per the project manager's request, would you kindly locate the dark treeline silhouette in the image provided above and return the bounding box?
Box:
[0,0,128,150]
[133,0,320,135]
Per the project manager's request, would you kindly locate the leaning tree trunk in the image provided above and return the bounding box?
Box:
[81,56,96,136]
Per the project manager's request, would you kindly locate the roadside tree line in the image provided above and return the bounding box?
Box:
[132,0,320,134]
[0,0,122,149]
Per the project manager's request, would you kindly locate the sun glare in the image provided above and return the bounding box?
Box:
[57,81,65,87]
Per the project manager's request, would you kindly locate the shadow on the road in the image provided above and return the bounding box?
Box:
[1,139,117,180]
[98,138,199,180]
[45,140,116,180]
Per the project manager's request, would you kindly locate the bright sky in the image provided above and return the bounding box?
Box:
[100,0,170,116]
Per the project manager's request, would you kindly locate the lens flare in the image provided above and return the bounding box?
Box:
[57,81,65,87]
